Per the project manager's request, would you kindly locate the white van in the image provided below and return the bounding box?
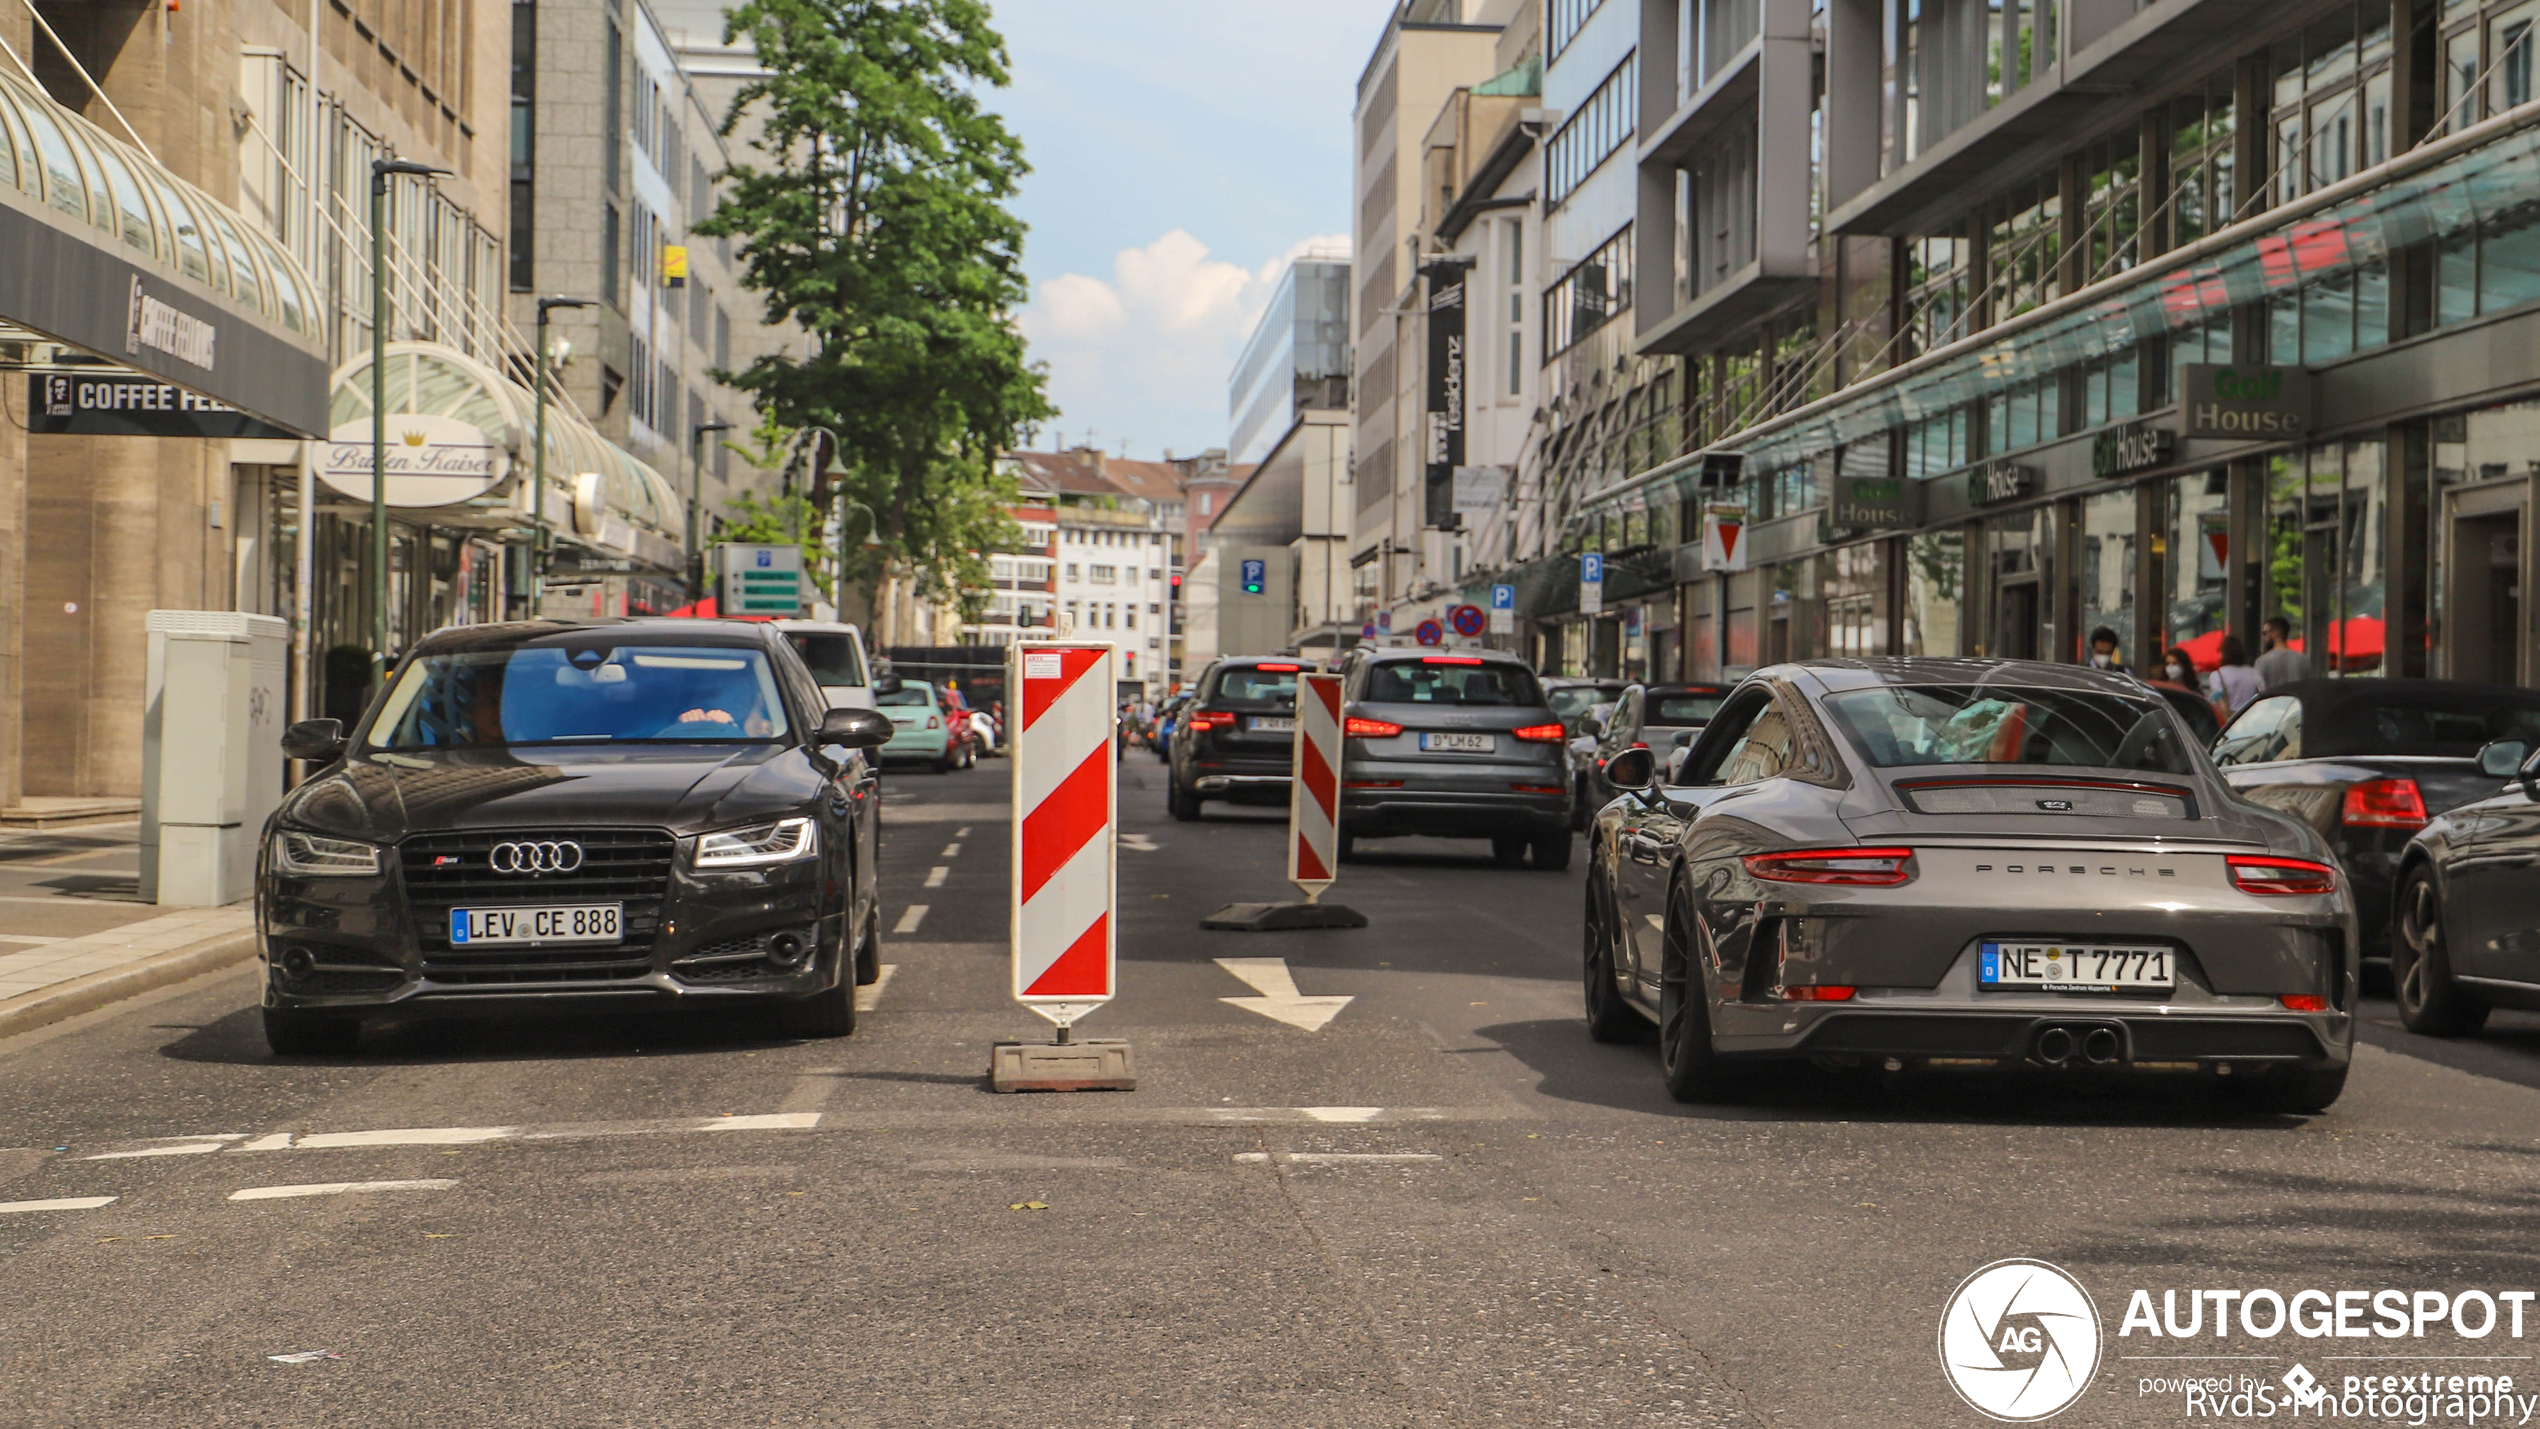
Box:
[775,620,876,711]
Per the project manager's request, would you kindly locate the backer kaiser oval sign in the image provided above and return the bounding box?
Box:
[315,412,510,508]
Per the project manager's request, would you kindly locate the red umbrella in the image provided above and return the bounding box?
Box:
[2176,629,2228,672]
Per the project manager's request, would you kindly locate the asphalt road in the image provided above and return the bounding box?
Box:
[6,754,2540,1426]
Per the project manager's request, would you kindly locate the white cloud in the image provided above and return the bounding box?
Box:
[1021,230,1351,457]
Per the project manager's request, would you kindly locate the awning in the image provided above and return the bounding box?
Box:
[318,341,687,569]
[0,68,326,434]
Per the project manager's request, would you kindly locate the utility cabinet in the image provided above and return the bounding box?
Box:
[142,611,288,906]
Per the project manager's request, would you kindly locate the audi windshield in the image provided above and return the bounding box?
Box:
[365,642,795,747]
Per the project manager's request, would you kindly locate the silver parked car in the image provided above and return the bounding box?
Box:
[1583,658,2357,1112]
[1337,648,1574,869]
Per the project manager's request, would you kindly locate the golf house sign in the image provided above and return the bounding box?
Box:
[316,412,511,508]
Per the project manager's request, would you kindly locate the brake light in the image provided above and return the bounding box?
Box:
[1345,717,1403,738]
[1510,783,1566,793]
[2226,855,2339,896]
[1512,723,1566,742]
[1346,779,1403,788]
[1421,655,1483,665]
[926,716,940,730]
[1257,662,1301,672]
[1742,847,1917,886]
[2278,993,2330,1012]
[1187,710,1235,732]
[1782,985,1857,1001]
[2340,777,2428,829]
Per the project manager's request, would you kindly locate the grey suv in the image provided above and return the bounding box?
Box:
[1336,648,1573,869]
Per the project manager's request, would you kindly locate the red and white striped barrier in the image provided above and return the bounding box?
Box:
[1010,643,1116,1026]
[1286,672,1343,902]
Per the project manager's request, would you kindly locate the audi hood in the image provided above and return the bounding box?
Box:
[276,744,828,843]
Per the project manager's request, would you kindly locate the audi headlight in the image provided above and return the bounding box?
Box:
[272,829,382,877]
[693,816,819,868]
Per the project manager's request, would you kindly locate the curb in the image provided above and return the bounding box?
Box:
[0,928,259,1042]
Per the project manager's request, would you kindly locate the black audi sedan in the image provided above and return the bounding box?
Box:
[1166,656,1304,820]
[257,619,892,1055]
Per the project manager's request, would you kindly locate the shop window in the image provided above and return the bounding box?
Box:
[2266,441,2387,676]
[2079,489,2138,668]
[1902,528,1963,657]
[2161,471,2232,654]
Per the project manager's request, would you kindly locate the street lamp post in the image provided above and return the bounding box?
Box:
[369,157,450,685]
[532,296,595,615]
[688,418,735,606]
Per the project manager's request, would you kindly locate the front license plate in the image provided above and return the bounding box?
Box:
[1250,716,1296,732]
[1420,732,1493,752]
[449,904,623,946]
[1980,941,2173,993]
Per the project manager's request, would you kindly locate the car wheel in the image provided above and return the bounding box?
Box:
[2230,1065,2349,1115]
[1490,835,1528,868]
[1584,870,1648,1044]
[1168,780,1202,822]
[854,899,882,985]
[783,946,859,1038]
[263,1006,361,1057]
[1657,886,1734,1102]
[2393,868,2487,1037]
[1531,831,1573,871]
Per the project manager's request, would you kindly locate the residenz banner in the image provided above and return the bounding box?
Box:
[314,413,512,508]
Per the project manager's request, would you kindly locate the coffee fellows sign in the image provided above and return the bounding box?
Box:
[315,413,511,508]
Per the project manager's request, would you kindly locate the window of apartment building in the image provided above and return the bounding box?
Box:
[1686,0,1762,91]
[1089,564,1117,583]
[631,203,656,291]
[2166,80,2239,247]
[603,18,623,198]
[634,70,658,159]
[1124,608,1137,630]
[510,0,535,292]
[2270,6,2394,204]
[1549,0,1605,58]
[1504,218,1525,394]
[1147,567,1161,581]
[714,306,731,368]
[1545,225,1634,355]
[601,364,624,415]
[1901,231,1972,357]
[1681,113,1759,301]
[1065,562,1080,580]
[1985,173,2064,322]
[1984,375,2061,454]
[1902,407,1970,479]
[1546,54,1637,205]
[2072,138,2144,287]
[629,335,651,425]
[602,203,621,305]
[1148,602,1160,615]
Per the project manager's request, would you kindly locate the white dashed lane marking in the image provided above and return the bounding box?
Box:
[93,1113,833,1160]
[923,866,948,888]
[940,842,961,858]
[954,826,971,837]
[1233,1153,1442,1165]
[854,963,896,1013]
[229,1179,457,1202]
[0,1196,117,1214]
[87,1136,245,1159]
[894,904,929,934]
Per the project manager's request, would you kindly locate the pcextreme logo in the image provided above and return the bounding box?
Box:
[1941,1259,2105,1422]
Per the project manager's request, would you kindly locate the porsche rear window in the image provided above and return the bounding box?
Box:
[1821,685,2196,774]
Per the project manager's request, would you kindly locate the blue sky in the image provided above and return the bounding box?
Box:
[994,0,1372,460]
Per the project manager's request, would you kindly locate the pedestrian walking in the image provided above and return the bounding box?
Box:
[2254,616,2308,689]
[2145,646,2202,695]
[2086,625,2126,672]
[2207,634,2262,719]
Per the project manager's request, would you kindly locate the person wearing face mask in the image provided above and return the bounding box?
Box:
[2145,646,2201,695]
[2086,626,2125,671]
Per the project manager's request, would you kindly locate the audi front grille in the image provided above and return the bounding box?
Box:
[400,829,676,985]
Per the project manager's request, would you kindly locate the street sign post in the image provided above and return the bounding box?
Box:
[1489,583,1515,634]
[1579,553,1605,616]
[1201,671,1366,932]
[994,641,1135,1092]
[719,543,805,616]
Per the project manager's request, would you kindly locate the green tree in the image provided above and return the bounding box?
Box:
[699,0,1049,624]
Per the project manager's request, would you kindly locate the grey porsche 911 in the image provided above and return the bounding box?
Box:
[1582,658,2357,1113]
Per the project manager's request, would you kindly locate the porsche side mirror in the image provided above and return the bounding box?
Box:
[282,718,346,763]
[2478,739,2530,779]
[818,707,893,749]
[1604,746,1657,792]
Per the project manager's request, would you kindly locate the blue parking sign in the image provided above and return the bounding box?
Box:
[1580,553,1604,584]
[1490,584,1515,610]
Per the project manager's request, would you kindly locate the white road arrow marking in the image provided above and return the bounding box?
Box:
[1118,832,1159,852]
[1215,957,1353,1032]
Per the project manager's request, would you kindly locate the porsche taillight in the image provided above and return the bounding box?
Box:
[2226,855,2339,896]
[1742,848,1917,887]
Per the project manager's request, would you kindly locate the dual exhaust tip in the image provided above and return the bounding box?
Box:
[2034,1024,2123,1067]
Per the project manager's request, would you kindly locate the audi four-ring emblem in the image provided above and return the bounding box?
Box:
[489,840,584,874]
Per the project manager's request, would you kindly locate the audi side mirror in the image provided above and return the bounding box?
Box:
[282,719,346,763]
[818,707,893,749]
[2478,739,2530,779]
[1604,747,1657,792]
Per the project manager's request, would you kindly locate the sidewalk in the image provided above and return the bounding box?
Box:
[0,823,257,1039]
